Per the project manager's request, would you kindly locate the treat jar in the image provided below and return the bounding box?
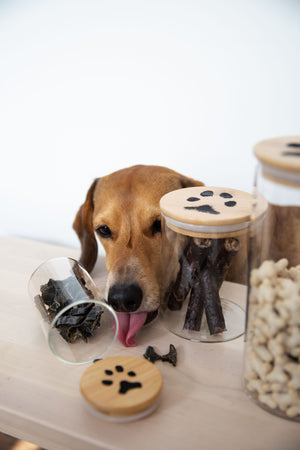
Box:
[28,257,118,365]
[243,136,300,421]
[160,186,255,343]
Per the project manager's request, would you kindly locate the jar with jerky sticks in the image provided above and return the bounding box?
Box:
[243,136,300,421]
[28,257,118,364]
[160,186,256,343]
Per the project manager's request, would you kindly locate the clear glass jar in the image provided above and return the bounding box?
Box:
[28,257,118,364]
[160,186,255,342]
[243,136,300,421]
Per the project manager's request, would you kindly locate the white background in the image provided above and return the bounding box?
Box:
[1,0,299,253]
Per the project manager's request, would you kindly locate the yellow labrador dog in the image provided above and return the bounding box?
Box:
[73,165,203,346]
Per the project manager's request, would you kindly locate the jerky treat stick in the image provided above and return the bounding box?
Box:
[183,278,204,331]
[214,238,240,290]
[166,239,210,309]
[186,237,211,267]
[165,284,183,311]
[172,253,194,300]
[201,267,226,334]
[183,237,236,333]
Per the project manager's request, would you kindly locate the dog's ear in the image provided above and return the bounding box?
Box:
[73,178,99,273]
[178,174,204,188]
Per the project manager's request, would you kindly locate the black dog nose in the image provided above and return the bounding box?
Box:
[107,283,143,312]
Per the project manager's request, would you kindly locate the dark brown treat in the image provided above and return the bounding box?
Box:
[173,237,239,334]
[172,253,194,301]
[183,278,204,331]
[213,238,240,290]
[38,275,103,343]
[161,344,177,366]
[186,238,211,267]
[143,346,162,363]
[143,344,177,366]
[166,288,184,311]
[201,267,226,334]
[55,305,103,343]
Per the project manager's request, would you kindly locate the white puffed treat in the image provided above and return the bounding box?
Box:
[244,259,300,419]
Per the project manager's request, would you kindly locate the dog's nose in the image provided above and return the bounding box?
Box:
[107,283,143,312]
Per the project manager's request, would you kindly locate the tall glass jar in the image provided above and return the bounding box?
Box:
[243,136,300,421]
[160,186,255,343]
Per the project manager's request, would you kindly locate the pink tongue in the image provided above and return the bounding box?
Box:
[114,312,148,347]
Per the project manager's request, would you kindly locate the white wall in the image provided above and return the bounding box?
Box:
[1,0,299,252]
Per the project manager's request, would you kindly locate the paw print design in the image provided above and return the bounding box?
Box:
[102,364,142,394]
[80,356,163,420]
[282,142,300,157]
[185,190,237,215]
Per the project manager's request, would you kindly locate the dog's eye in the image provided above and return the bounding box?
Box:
[151,219,162,235]
[96,225,112,238]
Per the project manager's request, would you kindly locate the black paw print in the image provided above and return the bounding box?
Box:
[282,142,300,157]
[101,365,142,394]
[185,190,236,215]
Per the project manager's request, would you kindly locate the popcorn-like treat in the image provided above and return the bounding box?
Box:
[244,259,300,419]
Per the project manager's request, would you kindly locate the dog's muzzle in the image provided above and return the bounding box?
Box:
[107,283,158,347]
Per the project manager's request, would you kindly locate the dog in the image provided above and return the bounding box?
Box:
[73,165,204,346]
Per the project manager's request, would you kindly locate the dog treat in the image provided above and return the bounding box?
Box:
[144,344,177,367]
[36,275,103,343]
[173,240,195,300]
[183,278,204,331]
[170,237,239,334]
[244,259,300,419]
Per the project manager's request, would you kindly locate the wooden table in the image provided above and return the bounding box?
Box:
[0,236,299,450]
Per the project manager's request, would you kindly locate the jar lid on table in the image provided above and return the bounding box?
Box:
[254,136,300,186]
[80,356,163,422]
[160,186,253,238]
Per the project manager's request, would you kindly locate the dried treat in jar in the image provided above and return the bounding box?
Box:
[160,186,253,342]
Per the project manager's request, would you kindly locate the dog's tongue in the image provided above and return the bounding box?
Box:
[114,312,148,347]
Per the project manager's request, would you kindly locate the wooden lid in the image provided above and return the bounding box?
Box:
[80,356,163,419]
[254,136,300,185]
[160,187,253,236]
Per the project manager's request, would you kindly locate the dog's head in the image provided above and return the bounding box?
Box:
[73,165,203,346]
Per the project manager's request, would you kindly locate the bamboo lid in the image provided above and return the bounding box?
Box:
[254,136,300,173]
[80,356,163,421]
[160,187,253,237]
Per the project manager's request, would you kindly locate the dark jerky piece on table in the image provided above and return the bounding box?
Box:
[143,344,177,367]
[143,346,161,363]
[161,344,177,367]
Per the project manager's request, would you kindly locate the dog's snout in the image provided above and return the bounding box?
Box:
[108,283,143,312]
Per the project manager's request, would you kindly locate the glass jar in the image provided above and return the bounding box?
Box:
[243,136,300,421]
[28,257,118,364]
[160,186,255,342]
